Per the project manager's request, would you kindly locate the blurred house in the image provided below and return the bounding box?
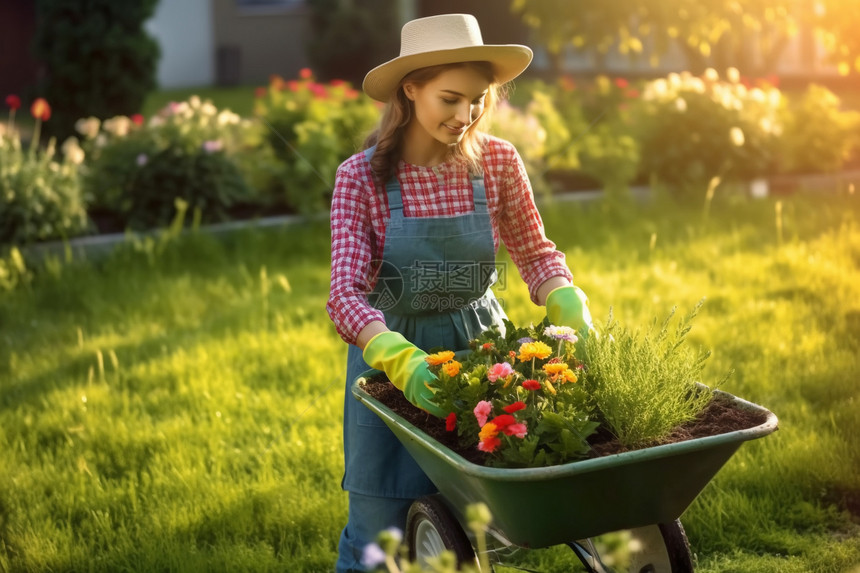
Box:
[0,0,847,96]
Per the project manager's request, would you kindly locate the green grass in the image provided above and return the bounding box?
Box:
[2,191,860,571]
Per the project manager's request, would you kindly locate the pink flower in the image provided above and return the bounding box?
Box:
[522,379,541,391]
[473,400,492,427]
[506,423,528,438]
[487,362,513,383]
[445,412,457,432]
[503,401,526,414]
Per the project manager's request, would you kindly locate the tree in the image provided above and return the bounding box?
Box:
[509,0,798,76]
[32,0,160,140]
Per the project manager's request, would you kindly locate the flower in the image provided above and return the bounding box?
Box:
[473,400,492,427]
[489,414,515,430]
[544,325,578,343]
[75,117,101,139]
[5,95,21,110]
[517,341,552,361]
[360,543,386,569]
[487,362,514,383]
[445,412,457,432]
[136,153,148,167]
[202,139,223,153]
[30,98,51,121]
[507,423,528,438]
[441,360,461,377]
[478,435,501,453]
[426,350,455,366]
[503,401,526,413]
[543,363,578,384]
[299,67,313,80]
[522,379,541,391]
[478,422,501,452]
[130,113,144,126]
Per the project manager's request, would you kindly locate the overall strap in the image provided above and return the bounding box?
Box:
[364,145,404,212]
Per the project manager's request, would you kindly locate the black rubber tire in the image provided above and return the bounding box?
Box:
[406,495,478,570]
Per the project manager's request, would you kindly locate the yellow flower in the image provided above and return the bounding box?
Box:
[426,350,456,366]
[441,360,461,377]
[517,341,552,362]
[542,363,578,384]
[479,422,499,441]
[543,379,557,395]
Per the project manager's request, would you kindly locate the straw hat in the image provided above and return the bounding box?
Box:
[362,13,533,102]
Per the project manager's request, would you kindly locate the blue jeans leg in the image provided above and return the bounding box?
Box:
[335,492,415,573]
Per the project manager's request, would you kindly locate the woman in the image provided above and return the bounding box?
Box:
[326,13,593,571]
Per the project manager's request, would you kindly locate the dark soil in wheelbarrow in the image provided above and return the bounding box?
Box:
[361,375,770,466]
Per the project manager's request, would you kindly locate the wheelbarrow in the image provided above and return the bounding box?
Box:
[351,373,779,572]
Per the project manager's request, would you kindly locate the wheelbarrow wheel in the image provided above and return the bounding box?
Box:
[570,520,694,572]
[406,495,478,570]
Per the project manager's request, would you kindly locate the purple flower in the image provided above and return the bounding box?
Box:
[202,139,223,153]
[517,337,535,344]
[360,543,386,569]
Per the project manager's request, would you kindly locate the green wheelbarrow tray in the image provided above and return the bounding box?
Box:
[351,372,779,550]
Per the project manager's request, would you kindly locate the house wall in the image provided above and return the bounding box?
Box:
[210,0,312,86]
[146,0,215,88]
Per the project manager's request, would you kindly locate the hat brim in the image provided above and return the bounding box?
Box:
[362,45,533,102]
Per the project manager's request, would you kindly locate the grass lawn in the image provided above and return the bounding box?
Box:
[2,191,860,572]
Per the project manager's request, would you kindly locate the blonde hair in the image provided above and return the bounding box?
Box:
[364,61,503,185]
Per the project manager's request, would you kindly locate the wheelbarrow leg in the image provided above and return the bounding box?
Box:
[566,520,694,573]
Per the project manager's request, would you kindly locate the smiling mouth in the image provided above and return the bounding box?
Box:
[443,124,466,134]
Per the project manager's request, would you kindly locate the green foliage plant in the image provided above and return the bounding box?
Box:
[582,300,728,450]
[0,100,88,246]
[254,70,381,213]
[427,319,598,468]
[79,97,256,231]
[32,0,160,139]
[778,84,860,174]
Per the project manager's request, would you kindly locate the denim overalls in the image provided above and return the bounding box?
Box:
[336,150,506,572]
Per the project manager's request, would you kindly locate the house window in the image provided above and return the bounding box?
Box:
[235,0,305,14]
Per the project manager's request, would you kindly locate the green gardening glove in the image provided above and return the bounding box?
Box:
[545,285,595,337]
[363,331,447,418]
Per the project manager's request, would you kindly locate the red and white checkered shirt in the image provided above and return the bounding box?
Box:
[327,135,573,345]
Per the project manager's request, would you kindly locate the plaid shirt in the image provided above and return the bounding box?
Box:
[327,135,573,345]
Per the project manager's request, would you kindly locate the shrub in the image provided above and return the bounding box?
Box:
[634,69,783,196]
[32,0,160,140]
[779,84,860,174]
[0,99,88,246]
[79,97,256,231]
[254,71,380,213]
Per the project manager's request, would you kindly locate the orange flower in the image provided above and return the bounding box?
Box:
[441,360,461,377]
[30,98,51,121]
[426,350,455,366]
[478,422,499,442]
[299,67,313,80]
[543,362,578,384]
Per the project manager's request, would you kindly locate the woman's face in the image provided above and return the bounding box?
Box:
[403,66,490,149]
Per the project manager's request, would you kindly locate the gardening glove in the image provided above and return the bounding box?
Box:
[545,284,595,337]
[362,331,447,418]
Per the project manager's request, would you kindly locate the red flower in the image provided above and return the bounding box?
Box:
[522,380,541,391]
[254,86,267,99]
[329,78,346,87]
[130,113,144,126]
[445,412,457,432]
[308,83,327,99]
[477,436,501,453]
[299,67,313,80]
[5,94,21,110]
[626,88,640,99]
[614,77,629,89]
[30,98,51,121]
[503,401,526,414]
[489,414,515,429]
